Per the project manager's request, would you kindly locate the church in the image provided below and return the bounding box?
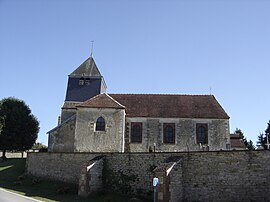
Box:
[48,56,231,152]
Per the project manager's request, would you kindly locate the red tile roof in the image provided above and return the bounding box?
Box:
[109,94,229,119]
[230,134,246,149]
[79,93,229,119]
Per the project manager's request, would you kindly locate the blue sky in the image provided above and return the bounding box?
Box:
[0,0,269,145]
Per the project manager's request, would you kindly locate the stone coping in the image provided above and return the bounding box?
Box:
[27,150,269,155]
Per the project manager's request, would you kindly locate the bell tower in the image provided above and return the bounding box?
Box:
[60,56,107,122]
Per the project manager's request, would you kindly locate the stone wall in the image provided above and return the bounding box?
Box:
[74,108,125,152]
[0,151,27,158]
[180,151,270,202]
[26,150,270,201]
[49,113,230,153]
[48,116,76,152]
[26,152,98,183]
[126,118,230,152]
[78,156,104,197]
[61,107,77,123]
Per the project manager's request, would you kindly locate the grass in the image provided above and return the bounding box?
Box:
[0,158,150,202]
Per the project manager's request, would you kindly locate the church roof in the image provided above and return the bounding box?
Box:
[110,94,229,119]
[69,57,101,77]
[79,93,229,119]
[78,93,125,109]
[230,134,247,149]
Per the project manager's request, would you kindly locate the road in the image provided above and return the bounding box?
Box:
[0,188,41,202]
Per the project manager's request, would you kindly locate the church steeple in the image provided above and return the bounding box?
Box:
[64,57,107,102]
[60,56,106,123]
[69,57,101,77]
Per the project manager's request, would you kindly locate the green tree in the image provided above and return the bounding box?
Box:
[32,142,47,150]
[256,133,265,149]
[235,128,248,146]
[0,117,3,134]
[256,121,270,149]
[235,128,255,150]
[246,140,255,150]
[265,121,270,149]
[0,97,39,159]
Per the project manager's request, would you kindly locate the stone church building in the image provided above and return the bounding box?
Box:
[48,57,231,152]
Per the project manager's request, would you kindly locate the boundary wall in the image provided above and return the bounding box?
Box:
[26,150,270,202]
[0,151,27,158]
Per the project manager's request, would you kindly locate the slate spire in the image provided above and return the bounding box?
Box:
[64,57,106,102]
[69,57,101,77]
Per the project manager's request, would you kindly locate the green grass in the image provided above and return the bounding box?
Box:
[0,158,150,202]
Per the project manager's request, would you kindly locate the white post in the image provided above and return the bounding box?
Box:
[266,134,270,150]
[153,177,158,202]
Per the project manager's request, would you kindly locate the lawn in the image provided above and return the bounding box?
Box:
[0,158,149,202]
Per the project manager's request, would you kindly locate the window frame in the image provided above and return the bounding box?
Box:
[163,123,175,144]
[196,123,208,144]
[130,122,143,143]
[79,77,84,86]
[85,78,90,85]
[95,116,106,132]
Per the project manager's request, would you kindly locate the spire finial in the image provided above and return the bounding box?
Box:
[90,40,94,57]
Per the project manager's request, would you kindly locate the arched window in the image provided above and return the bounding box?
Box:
[163,123,175,144]
[79,77,84,85]
[85,78,90,85]
[131,122,142,143]
[196,124,208,144]
[96,117,105,131]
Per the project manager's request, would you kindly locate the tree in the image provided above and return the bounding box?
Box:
[32,142,48,152]
[235,128,248,146]
[235,128,254,150]
[246,140,255,150]
[256,121,270,149]
[0,97,39,159]
[256,133,265,149]
[32,142,47,150]
[0,116,3,134]
[265,121,270,149]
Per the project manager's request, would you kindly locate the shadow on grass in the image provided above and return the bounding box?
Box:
[0,158,150,202]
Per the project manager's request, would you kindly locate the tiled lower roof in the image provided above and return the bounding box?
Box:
[230,134,247,149]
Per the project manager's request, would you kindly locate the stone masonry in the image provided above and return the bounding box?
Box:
[26,150,270,201]
[74,107,125,152]
[126,118,230,152]
[78,156,104,197]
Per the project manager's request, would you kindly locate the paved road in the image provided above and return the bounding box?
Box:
[0,188,41,202]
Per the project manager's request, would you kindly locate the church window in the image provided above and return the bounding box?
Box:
[96,117,105,131]
[79,77,84,85]
[163,123,175,144]
[131,122,142,143]
[196,123,208,144]
[85,78,90,85]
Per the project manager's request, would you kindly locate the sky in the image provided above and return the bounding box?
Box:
[0,0,270,146]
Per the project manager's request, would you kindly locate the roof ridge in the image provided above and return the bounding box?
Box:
[109,93,213,96]
[47,114,76,134]
[105,93,126,108]
[77,93,125,109]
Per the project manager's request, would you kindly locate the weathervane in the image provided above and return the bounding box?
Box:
[90,40,94,57]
